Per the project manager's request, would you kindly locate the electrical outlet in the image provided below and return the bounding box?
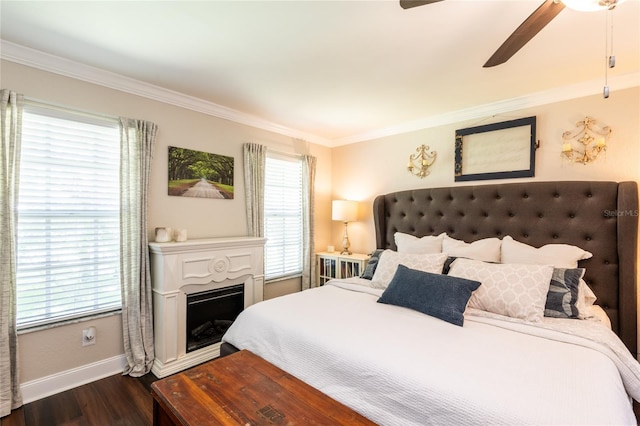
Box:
[82,326,96,346]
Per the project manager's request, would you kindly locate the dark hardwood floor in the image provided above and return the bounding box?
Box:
[2,372,640,425]
[1,373,158,426]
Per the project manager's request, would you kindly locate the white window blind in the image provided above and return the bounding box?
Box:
[16,104,122,329]
[264,154,303,280]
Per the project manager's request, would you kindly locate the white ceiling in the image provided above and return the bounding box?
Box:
[1,0,638,146]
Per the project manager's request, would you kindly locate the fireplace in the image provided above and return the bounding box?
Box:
[186,284,244,353]
[149,237,266,378]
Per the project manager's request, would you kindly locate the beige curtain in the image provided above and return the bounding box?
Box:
[243,143,266,237]
[301,155,317,290]
[119,118,157,377]
[0,89,24,416]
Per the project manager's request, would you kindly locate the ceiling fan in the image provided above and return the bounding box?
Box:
[400,0,624,67]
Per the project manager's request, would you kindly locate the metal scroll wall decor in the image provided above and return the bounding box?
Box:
[407,144,437,178]
[561,117,611,165]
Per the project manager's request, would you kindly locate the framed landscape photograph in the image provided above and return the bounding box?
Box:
[168,146,234,199]
[454,116,537,182]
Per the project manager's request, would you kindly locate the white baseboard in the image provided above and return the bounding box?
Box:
[20,354,127,404]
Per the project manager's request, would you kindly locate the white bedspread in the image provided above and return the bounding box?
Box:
[222,278,640,425]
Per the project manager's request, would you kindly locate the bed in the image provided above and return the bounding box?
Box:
[222,181,640,425]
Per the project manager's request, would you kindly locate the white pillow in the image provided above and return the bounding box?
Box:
[442,235,502,263]
[448,258,554,322]
[371,250,448,289]
[394,232,444,254]
[577,279,598,319]
[583,304,611,329]
[501,235,592,268]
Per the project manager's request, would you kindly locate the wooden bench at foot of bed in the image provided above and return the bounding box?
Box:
[150,349,375,426]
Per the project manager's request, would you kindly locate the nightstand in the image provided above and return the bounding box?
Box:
[316,252,370,286]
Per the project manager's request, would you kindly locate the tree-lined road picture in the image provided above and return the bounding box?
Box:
[168,146,234,199]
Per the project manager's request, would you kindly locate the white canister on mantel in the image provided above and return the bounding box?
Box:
[174,229,188,242]
[155,227,173,243]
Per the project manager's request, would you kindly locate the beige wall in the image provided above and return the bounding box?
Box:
[2,60,332,383]
[3,57,639,387]
[17,314,124,383]
[330,87,640,255]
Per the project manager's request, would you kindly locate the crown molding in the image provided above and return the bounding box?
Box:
[2,40,638,148]
[334,72,640,146]
[0,40,331,146]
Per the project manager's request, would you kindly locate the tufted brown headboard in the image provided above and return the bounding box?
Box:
[373,181,638,356]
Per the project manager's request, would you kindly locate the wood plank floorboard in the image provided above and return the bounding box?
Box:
[3,373,640,425]
[1,373,158,426]
[24,390,83,426]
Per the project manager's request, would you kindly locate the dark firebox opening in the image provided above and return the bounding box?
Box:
[186,283,244,353]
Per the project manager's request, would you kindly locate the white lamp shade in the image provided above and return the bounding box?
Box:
[332,200,358,222]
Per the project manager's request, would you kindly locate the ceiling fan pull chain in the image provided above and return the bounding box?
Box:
[608,9,616,68]
[603,9,611,98]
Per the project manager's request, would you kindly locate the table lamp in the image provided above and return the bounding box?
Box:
[332,200,358,255]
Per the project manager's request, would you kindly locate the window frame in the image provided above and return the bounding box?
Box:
[263,152,304,282]
[15,102,122,331]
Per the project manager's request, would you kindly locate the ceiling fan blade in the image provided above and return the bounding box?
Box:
[400,0,444,10]
[483,0,565,67]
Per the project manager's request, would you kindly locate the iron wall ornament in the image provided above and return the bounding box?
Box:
[407,144,437,178]
[561,117,611,164]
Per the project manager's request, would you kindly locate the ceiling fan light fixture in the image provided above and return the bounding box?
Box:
[562,0,625,12]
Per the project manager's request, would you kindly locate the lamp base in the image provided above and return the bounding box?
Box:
[340,222,351,255]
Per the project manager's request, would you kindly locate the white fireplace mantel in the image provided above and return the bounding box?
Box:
[149,236,266,378]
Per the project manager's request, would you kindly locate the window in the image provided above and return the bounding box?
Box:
[16,104,121,329]
[264,153,303,280]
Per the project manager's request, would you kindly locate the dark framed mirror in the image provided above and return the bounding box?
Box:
[455,116,537,182]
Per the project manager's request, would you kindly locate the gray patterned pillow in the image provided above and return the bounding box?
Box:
[448,258,554,322]
[361,249,384,280]
[544,268,584,318]
[371,250,448,290]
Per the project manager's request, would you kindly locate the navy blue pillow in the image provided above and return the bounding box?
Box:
[360,249,384,280]
[377,265,481,326]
